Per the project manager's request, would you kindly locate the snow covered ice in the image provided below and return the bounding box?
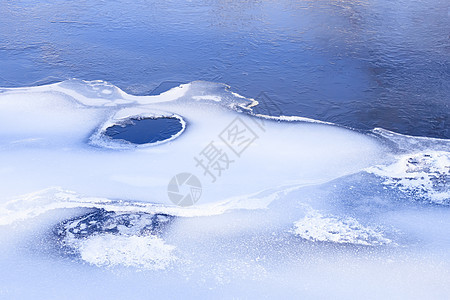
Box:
[0,80,449,299]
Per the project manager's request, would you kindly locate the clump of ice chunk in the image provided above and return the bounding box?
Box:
[366,151,450,205]
[293,211,393,246]
[55,209,176,269]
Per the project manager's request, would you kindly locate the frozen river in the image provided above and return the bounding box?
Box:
[0,0,449,299]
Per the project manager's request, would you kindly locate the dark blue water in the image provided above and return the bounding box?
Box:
[0,0,448,138]
[104,118,183,144]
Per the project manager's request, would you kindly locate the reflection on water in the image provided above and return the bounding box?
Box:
[0,0,448,137]
[104,117,184,144]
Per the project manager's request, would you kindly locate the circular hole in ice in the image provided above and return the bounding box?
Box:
[104,117,184,145]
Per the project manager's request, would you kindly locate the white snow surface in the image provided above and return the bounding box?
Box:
[0,80,449,299]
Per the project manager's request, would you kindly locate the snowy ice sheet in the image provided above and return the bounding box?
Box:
[0,80,449,299]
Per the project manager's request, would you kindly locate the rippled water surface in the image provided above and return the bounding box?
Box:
[0,0,448,137]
